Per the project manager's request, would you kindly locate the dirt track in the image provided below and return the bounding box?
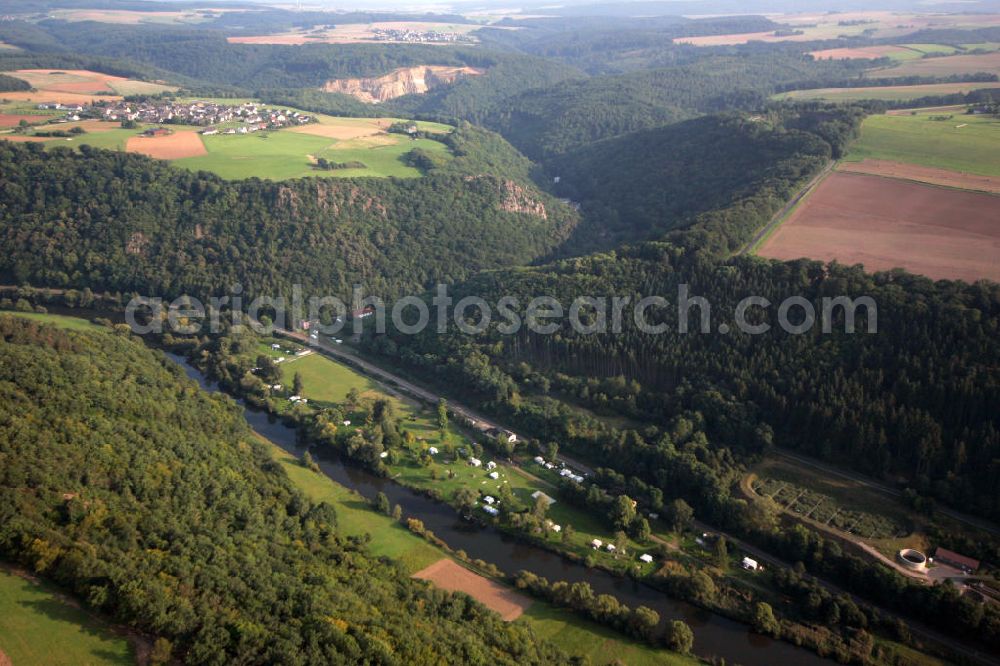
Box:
[757,171,1000,282]
[413,559,532,620]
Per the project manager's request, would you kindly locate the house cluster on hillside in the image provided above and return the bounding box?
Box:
[88,100,314,129]
[371,27,475,44]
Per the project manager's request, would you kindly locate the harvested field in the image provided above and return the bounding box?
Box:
[838,159,1000,194]
[757,172,1000,283]
[10,69,118,94]
[0,113,48,127]
[774,81,1000,102]
[229,21,480,45]
[126,130,206,159]
[5,69,175,99]
[287,121,384,140]
[870,52,1000,79]
[810,46,915,60]
[0,90,121,106]
[413,559,532,621]
[0,134,53,142]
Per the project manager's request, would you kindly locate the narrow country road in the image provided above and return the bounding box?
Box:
[738,160,834,256]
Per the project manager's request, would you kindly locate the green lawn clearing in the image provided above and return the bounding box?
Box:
[0,568,134,665]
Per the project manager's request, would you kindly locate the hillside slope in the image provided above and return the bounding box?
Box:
[0,314,570,664]
[0,139,577,301]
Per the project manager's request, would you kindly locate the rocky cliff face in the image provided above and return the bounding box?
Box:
[320,65,483,103]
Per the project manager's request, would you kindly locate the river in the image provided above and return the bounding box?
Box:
[166,351,827,666]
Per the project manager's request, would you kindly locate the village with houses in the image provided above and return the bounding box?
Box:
[37,98,315,134]
[370,27,476,44]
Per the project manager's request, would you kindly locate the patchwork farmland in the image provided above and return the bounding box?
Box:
[1,110,455,180]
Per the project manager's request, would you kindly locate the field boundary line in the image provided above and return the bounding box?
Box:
[739,159,834,256]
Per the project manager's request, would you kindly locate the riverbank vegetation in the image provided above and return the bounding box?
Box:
[167,318,935,664]
[0,314,576,664]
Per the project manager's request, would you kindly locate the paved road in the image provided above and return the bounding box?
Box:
[738,160,834,256]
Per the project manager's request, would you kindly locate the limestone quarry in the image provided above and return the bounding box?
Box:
[320,65,483,103]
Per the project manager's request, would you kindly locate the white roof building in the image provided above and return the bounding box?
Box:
[428,447,438,455]
[468,458,482,467]
[591,539,603,549]
[605,544,616,552]
[488,471,500,480]
[483,495,495,504]
[486,461,497,470]
[639,554,654,563]
[531,490,556,506]
[741,557,759,571]
[534,456,545,464]
[483,505,499,516]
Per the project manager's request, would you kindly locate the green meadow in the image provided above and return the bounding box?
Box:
[174,130,450,180]
[270,442,694,665]
[272,345,660,571]
[844,110,1000,176]
[3,310,102,331]
[0,568,133,665]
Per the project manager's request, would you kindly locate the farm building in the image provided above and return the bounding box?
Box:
[639,554,654,564]
[934,547,980,573]
[143,127,171,137]
[488,471,500,480]
[742,557,759,571]
[486,461,497,470]
[591,539,603,549]
[468,457,482,467]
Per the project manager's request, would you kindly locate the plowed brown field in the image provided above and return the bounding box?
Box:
[413,559,532,621]
[126,130,206,159]
[758,172,1000,282]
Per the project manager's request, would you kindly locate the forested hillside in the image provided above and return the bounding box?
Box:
[547,109,856,254]
[481,54,864,160]
[0,20,583,105]
[0,315,569,664]
[360,103,999,528]
[0,139,577,301]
